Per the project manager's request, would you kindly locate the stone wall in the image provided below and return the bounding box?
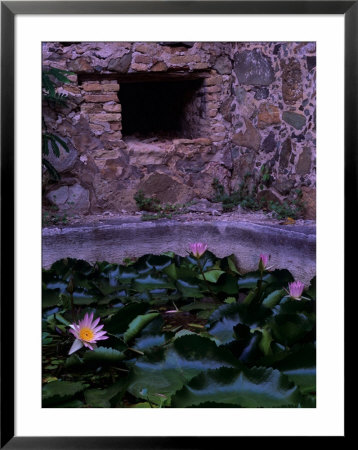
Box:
[42,42,316,219]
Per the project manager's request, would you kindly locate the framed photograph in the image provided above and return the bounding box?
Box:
[1,0,353,447]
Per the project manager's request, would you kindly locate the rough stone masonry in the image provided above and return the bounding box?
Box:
[42,42,316,219]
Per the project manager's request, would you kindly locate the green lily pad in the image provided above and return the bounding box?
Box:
[172,366,301,408]
[84,379,129,407]
[83,347,126,364]
[42,381,88,407]
[127,334,240,405]
[198,269,225,284]
[133,274,175,292]
[123,313,160,343]
[176,279,204,298]
[105,302,149,336]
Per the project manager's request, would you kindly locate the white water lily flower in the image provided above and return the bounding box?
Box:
[68,312,108,355]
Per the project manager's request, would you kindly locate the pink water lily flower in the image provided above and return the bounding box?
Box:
[189,242,208,258]
[288,280,305,300]
[259,253,270,268]
[68,312,108,355]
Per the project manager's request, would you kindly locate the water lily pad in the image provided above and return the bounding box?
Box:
[127,334,240,405]
[42,381,88,407]
[171,366,301,408]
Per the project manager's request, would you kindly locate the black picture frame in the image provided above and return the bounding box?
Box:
[1,1,355,448]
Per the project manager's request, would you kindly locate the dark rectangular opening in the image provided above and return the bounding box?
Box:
[119,78,205,140]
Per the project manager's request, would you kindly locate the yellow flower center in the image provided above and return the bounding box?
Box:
[79,327,94,342]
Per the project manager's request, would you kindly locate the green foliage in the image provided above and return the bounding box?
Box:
[42,203,70,227]
[268,189,304,220]
[84,379,129,407]
[83,347,126,364]
[134,190,193,221]
[134,190,161,212]
[42,381,88,407]
[212,173,264,213]
[171,366,300,408]
[42,252,316,408]
[123,313,160,343]
[42,67,73,103]
[42,66,74,180]
[212,171,304,219]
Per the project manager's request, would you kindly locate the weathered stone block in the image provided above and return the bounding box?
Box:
[138,173,194,204]
[192,62,210,70]
[207,93,220,101]
[89,113,122,122]
[282,111,306,130]
[257,103,281,128]
[82,83,102,92]
[67,74,78,83]
[81,103,103,113]
[108,52,132,73]
[232,119,261,151]
[102,84,120,92]
[234,49,275,86]
[89,123,108,135]
[133,54,152,64]
[134,43,156,54]
[261,132,277,153]
[169,55,200,65]
[193,138,212,145]
[107,131,123,140]
[103,102,121,112]
[110,122,122,131]
[210,133,226,142]
[92,148,123,161]
[206,85,221,93]
[280,138,292,169]
[208,109,218,118]
[307,56,316,72]
[67,183,90,212]
[214,55,232,75]
[47,183,90,213]
[63,85,81,95]
[151,62,168,72]
[47,186,69,206]
[296,147,312,175]
[206,102,220,110]
[204,76,222,86]
[131,63,149,71]
[84,94,118,103]
[212,124,226,133]
[220,97,234,123]
[301,186,316,219]
[281,58,303,104]
[67,57,93,73]
[254,87,269,100]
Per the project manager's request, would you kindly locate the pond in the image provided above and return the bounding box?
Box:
[42,245,316,408]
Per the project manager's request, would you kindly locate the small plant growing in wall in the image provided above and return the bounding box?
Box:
[134,190,192,221]
[259,164,271,189]
[268,189,304,220]
[42,66,74,181]
[134,190,161,212]
[212,170,304,220]
[212,174,264,213]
